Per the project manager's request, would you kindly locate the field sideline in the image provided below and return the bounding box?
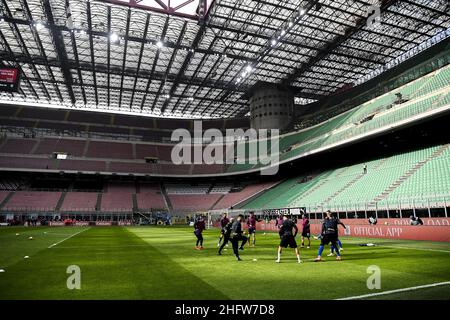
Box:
[0,226,450,300]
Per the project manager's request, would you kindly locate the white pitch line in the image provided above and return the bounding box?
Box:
[43,232,80,236]
[382,245,450,254]
[314,241,450,254]
[48,228,90,248]
[336,281,450,300]
[49,244,153,249]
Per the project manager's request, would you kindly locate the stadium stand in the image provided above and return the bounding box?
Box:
[209,184,233,194]
[156,145,175,161]
[212,181,280,209]
[169,194,222,211]
[192,164,226,175]
[0,138,36,154]
[1,134,447,214]
[0,63,448,178]
[165,184,211,194]
[60,192,98,212]
[0,177,288,213]
[136,183,167,210]
[135,144,159,159]
[108,162,152,175]
[86,141,133,159]
[388,148,450,199]
[58,159,106,172]
[106,182,137,193]
[100,192,133,212]
[242,144,450,212]
[0,155,56,171]
[3,191,62,211]
[0,177,25,191]
[34,138,86,157]
[0,191,11,206]
[0,104,249,143]
[1,61,448,178]
[35,121,86,133]
[160,164,192,175]
[228,63,450,170]
[0,143,448,214]
[292,43,449,131]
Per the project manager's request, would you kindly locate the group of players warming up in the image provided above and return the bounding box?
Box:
[193,210,347,262]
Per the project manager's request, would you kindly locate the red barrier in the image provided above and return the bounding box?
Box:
[74,221,89,226]
[48,221,65,226]
[95,221,112,226]
[118,221,132,226]
[49,221,89,226]
[254,218,450,242]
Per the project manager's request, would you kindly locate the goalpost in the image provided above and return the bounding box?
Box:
[207,209,248,229]
[207,207,306,229]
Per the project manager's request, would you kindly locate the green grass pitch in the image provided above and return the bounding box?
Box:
[0,226,450,300]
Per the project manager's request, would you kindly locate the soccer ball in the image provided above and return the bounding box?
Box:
[28,236,33,240]
[15,233,19,236]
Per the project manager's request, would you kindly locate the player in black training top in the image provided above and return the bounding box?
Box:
[328,212,346,256]
[315,210,346,261]
[276,215,302,263]
[217,212,230,247]
[301,212,311,249]
[230,214,248,261]
[194,215,206,250]
[246,212,258,246]
[218,217,234,255]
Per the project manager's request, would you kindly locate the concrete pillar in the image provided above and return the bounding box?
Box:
[249,84,294,130]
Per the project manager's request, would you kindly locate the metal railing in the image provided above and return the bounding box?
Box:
[304,194,449,218]
[208,194,450,219]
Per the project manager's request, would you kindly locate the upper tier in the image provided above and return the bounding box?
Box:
[0,105,250,143]
[0,64,449,177]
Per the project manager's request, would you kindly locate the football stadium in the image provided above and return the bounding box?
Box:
[0,0,450,305]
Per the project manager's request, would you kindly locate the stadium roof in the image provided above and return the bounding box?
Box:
[0,0,449,119]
